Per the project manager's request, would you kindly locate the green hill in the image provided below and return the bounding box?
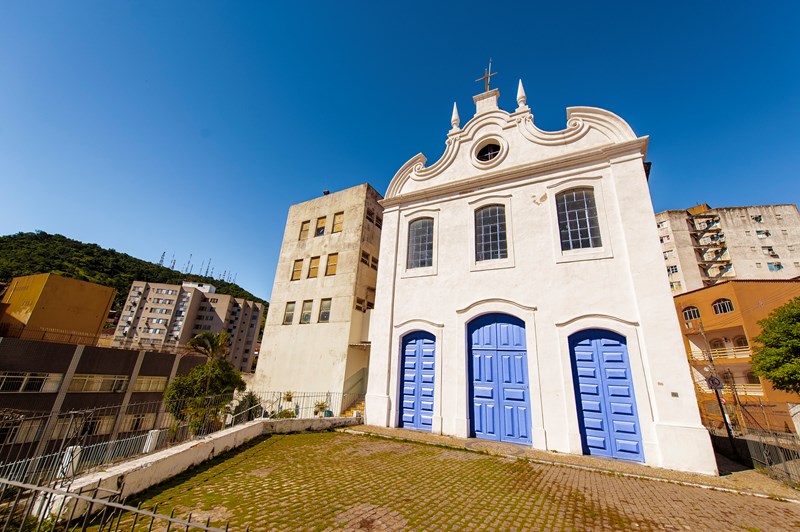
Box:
[0,231,267,311]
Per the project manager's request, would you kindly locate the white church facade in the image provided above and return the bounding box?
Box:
[365,83,718,474]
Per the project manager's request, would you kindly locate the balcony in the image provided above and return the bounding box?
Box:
[732,383,765,396]
[688,346,752,361]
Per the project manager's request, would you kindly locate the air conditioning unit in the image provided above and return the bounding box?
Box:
[320,311,330,321]
[302,312,311,322]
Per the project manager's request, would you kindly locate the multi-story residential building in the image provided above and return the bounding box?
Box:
[112,281,263,372]
[656,204,800,295]
[252,183,382,404]
[366,81,716,474]
[673,279,800,433]
[0,273,115,345]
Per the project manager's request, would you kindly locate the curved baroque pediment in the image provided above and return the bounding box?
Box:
[385,100,642,200]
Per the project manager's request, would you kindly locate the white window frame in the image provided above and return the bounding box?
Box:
[468,195,515,272]
[547,176,613,264]
[400,208,440,278]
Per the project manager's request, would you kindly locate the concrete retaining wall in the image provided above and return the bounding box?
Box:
[49,417,362,520]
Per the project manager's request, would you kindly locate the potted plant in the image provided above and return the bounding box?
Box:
[314,400,329,417]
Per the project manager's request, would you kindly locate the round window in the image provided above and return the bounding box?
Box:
[476,143,501,162]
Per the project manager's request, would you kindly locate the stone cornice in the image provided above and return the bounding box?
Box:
[380,137,648,209]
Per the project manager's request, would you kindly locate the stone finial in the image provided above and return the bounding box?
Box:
[516,79,528,110]
[450,102,460,129]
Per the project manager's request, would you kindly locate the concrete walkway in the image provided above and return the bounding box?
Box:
[112,430,800,530]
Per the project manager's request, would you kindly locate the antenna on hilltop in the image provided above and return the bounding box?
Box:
[158,252,165,267]
[233,273,237,284]
[169,254,176,269]
[210,267,214,278]
[184,253,192,274]
[205,260,211,277]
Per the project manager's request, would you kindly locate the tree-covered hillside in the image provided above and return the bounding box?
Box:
[0,232,267,311]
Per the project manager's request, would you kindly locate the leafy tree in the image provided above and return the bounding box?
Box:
[187,331,231,394]
[750,296,800,395]
[163,357,246,433]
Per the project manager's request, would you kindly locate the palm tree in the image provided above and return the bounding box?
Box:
[187,331,231,394]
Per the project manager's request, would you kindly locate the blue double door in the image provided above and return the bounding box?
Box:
[468,314,532,445]
[400,331,436,431]
[569,330,644,462]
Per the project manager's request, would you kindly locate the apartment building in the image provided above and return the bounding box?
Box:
[252,183,382,401]
[0,273,115,345]
[657,204,800,295]
[112,281,263,372]
[673,280,800,433]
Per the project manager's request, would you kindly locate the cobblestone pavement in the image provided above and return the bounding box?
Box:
[120,431,800,531]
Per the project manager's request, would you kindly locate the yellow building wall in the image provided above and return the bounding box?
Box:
[1,273,115,339]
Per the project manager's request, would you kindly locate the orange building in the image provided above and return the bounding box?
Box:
[0,273,115,345]
[673,280,800,433]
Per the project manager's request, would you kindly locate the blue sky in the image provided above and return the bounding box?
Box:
[1,2,798,301]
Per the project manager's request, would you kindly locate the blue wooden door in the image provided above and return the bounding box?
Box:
[469,314,531,445]
[569,330,644,462]
[399,331,436,431]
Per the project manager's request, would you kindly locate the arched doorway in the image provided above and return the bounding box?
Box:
[468,313,531,445]
[569,329,644,462]
[399,331,436,431]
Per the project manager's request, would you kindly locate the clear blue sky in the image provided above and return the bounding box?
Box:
[1,2,798,301]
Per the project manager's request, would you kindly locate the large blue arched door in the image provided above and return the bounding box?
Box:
[468,314,532,445]
[569,330,644,462]
[399,331,436,431]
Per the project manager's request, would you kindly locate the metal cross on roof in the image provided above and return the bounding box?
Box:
[475,59,497,92]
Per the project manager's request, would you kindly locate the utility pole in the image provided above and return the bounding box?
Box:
[697,319,740,459]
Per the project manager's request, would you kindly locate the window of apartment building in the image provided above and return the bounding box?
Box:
[657,220,669,230]
[332,212,344,233]
[557,189,602,251]
[375,215,383,229]
[68,374,129,393]
[366,287,375,309]
[663,249,675,259]
[795,262,800,268]
[361,250,370,265]
[282,302,295,325]
[756,262,762,268]
[407,217,434,269]
[667,265,678,275]
[768,262,783,271]
[315,217,326,237]
[299,220,311,240]
[209,298,218,303]
[326,254,338,276]
[669,281,682,291]
[300,300,313,324]
[659,235,671,244]
[745,230,751,236]
[366,208,375,224]
[202,325,211,330]
[750,246,757,252]
[762,246,777,256]
[782,229,789,236]
[751,214,763,223]
[712,298,734,315]
[308,256,320,278]
[371,256,379,270]
[319,298,332,323]
[291,259,303,281]
[756,230,771,239]
[475,205,508,261]
[133,376,168,392]
[0,372,62,393]
[789,245,795,252]
[355,297,366,312]
[734,336,749,348]
[709,338,725,350]
[682,306,700,321]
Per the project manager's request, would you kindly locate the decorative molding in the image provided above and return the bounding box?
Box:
[456,298,537,315]
[394,318,444,330]
[554,313,640,328]
[381,138,646,208]
[546,174,603,191]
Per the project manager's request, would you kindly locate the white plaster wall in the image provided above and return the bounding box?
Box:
[368,90,717,475]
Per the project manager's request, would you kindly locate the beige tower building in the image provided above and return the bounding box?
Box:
[112,281,263,372]
[252,183,382,405]
[657,204,800,295]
